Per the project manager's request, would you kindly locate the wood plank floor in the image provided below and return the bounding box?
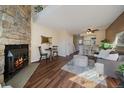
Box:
[24,56,120,88]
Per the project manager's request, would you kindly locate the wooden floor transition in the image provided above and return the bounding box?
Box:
[24,56,120,88]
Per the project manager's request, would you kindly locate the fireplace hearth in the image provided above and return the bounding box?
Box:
[4,44,29,82]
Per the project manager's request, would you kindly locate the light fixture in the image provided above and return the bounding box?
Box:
[34,5,44,13]
[86,31,92,34]
[33,5,48,16]
[86,28,99,34]
[86,29,92,34]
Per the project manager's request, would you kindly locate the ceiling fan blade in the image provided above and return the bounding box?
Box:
[87,29,91,31]
[92,29,99,32]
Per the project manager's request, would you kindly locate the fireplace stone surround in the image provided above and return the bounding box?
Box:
[0,6,31,83]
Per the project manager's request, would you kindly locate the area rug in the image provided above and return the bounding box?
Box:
[61,60,107,88]
[6,63,40,88]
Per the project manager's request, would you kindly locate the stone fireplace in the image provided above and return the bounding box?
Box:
[0,6,31,83]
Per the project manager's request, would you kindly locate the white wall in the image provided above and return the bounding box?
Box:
[31,20,75,62]
[31,22,57,62]
[57,31,75,57]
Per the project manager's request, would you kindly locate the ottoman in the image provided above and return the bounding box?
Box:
[73,55,88,67]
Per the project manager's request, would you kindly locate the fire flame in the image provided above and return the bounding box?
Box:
[15,57,24,68]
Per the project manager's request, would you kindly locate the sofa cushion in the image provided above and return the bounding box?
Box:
[105,53,119,61]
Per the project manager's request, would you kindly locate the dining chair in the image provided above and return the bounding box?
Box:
[38,46,48,62]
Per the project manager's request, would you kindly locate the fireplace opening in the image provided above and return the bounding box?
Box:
[4,44,29,82]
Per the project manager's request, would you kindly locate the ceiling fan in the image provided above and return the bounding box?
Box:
[34,5,47,13]
[86,28,99,34]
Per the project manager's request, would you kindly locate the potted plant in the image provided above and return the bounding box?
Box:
[117,64,124,76]
[99,39,112,50]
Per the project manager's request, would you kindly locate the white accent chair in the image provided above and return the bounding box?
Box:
[73,55,88,67]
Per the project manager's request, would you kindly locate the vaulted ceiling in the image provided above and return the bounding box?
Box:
[34,5,124,34]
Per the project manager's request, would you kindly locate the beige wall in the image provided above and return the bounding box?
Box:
[31,22,58,62]
[106,12,124,42]
[95,30,106,45]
